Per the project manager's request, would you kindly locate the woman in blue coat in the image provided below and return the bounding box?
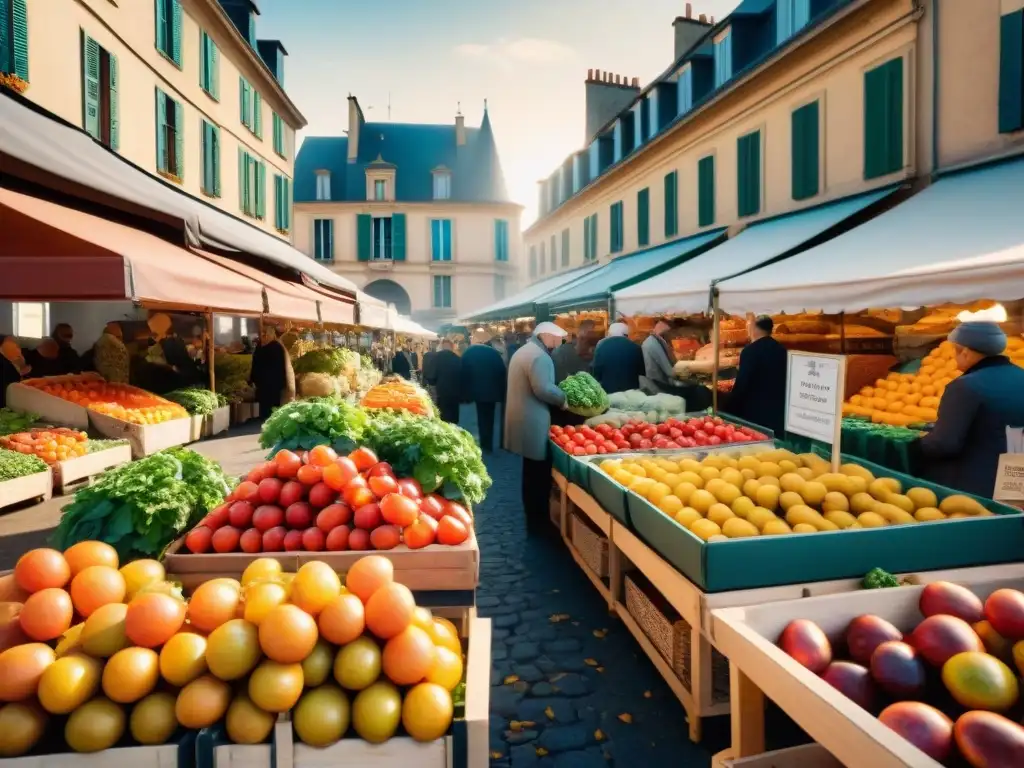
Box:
[917,321,1024,498]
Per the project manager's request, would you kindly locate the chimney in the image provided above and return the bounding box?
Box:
[347,95,364,164]
[455,110,466,146]
[584,69,641,145]
[673,5,714,61]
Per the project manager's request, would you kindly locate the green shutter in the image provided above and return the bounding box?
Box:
[238,148,246,212]
[737,131,761,218]
[493,220,501,261]
[255,161,266,218]
[82,33,100,140]
[431,219,441,261]
[698,155,715,227]
[171,0,182,65]
[273,113,283,155]
[999,11,1024,134]
[637,187,650,247]
[561,228,569,266]
[155,0,167,55]
[273,175,281,228]
[590,213,598,258]
[864,58,904,179]
[10,0,28,81]
[107,53,119,150]
[444,220,452,260]
[583,219,590,262]
[792,101,819,200]
[253,91,262,137]
[285,178,291,230]
[155,90,167,171]
[239,78,247,124]
[664,171,678,237]
[392,213,407,261]
[201,121,211,193]
[173,98,183,178]
[357,214,372,261]
[212,124,221,196]
[210,37,219,99]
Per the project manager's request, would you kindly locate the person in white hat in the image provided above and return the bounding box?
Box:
[504,322,569,535]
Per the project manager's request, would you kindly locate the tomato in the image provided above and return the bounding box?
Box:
[368,462,395,478]
[443,502,473,528]
[436,516,469,546]
[585,444,598,455]
[397,478,423,500]
[708,435,722,445]
[657,424,670,435]
[564,426,576,436]
[641,427,656,439]
[639,439,653,449]
[550,426,563,436]
[274,450,302,479]
[404,517,437,549]
[572,446,585,456]
[713,425,728,438]
[419,495,446,521]
[712,416,723,426]
[571,433,586,445]
[348,448,378,472]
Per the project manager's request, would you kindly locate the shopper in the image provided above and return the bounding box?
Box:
[552,319,596,384]
[916,321,1024,497]
[249,325,295,418]
[726,315,789,438]
[0,336,30,408]
[90,322,130,383]
[641,319,678,392]
[52,323,83,374]
[504,322,568,535]
[461,331,507,451]
[392,346,412,380]
[427,339,463,424]
[592,322,644,394]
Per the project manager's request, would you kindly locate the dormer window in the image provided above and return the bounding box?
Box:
[433,169,452,200]
[374,180,386,201]
[777,0,811,45]
[365,154,396,202]
[714,29,733,88]
[315,170,331,201]
[677,64,693,114]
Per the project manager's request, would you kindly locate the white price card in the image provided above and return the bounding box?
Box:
[785,352,846,445]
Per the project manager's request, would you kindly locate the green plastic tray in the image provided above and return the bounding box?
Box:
[549,440,591,491]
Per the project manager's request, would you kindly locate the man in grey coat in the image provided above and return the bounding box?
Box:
[504,322,568,534]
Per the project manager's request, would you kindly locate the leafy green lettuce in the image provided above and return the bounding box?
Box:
[259,397,368,455]
[165,388,227,416]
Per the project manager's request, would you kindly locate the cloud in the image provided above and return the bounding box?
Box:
[453,38,578,68]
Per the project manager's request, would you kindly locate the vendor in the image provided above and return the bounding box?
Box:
[1,336,31,408]
[725,315,788,438]
[592,322,644,394]
[916,321,1024,497]
[25,339,65,378]
[249,325,295,418]
[89,322,130,383]
[642,319,713,410]
[52,323,82,374]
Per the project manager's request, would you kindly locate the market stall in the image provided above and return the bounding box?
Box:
[460,263,602,324]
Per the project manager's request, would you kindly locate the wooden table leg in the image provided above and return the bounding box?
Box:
[690,627,713,741]
[607,530,621,613]
[730,662,765,758]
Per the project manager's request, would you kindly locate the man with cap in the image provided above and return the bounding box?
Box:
[504,322,569,535]
[593,322,645,394]
[461,330,507,451]
[917,320,1024,497]
[725,315,788,438]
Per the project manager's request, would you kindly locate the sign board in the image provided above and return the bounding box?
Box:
[785,352,846,470]
[994,455,1024,507]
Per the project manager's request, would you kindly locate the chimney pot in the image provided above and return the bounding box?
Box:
[698,13,706,22]
[587,68,593,80]
[710,15,714,23]
[615,74,621,84]
[633,76,639,87]
[686,2,692,18]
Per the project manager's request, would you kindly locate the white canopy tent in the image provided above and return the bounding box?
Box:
[715,157,1024,315]
[613,189,894,317]
[394,315,438,339]
[356,292,392,330]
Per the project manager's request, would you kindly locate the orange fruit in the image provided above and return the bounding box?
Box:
[225,693,276,745]
[176,675,231,729]
[119,559,165,599]
[241,558,283,587]
[259,604,318,663]
[0,643,55,701]
[290,561,342,616]
[129,691,177,746]
[318,592,365,645]
[37,653,102,714]
[427,646,464,691]
[69,566,126,618]
[19,588,73,642]
[124,593,186,648]
[206,619,261,681]
[187,579,241,633]
[345,555,394,603]
[382,625,436,686]
[426,618,462,655]
[63,541,119,577]
[0,700,48,757]
[14,549,70,594]
[159,632,208,686]
[402,682,453,742]
[102,647,159,703]
[365,582,415,640]
[411,606,434,632]
[243,581,288,626]
[248,659,305,712]
[80,603,129,658]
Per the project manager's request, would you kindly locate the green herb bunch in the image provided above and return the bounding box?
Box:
[0,447,48,481]
[0,407,39,436]
[259,397,368,455]
[165,388,226,416]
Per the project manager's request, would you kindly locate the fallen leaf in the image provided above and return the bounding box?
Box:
[550,673,567,682]
[643,690,652,699]
[535,747,549,757]
[549,613,571,623]
[509,720,523,732]
[618,713,633,724]
[593,628,608,638]
[595,729,606,742]
[544,706,555,720]
[596,666,605,673]
[503,675,519,685]
[490,751,504,759]
[584,658,599,667]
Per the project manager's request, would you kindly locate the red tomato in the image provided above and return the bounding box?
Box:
[397,478,423,499]
[381,493,420,527]
[296,464,323,486]
[185,526,213,554]
[419,494,446,521]
[437,515,469,546]
[404,517,437,549]
[368,462,395,478]
[572,446,585,456]
[714,425,728,438]
[572,433,586,446]
[348,447,378,472]
[564,426,576,436]
[274,450,302,479]
[584,444,597,455]
[639,439,653,450]
[443,501,472,527]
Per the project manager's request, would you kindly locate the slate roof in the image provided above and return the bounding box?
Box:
[294,107,511,204]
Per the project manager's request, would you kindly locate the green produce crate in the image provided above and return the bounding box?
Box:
[586,459,632,527]
[626,447,1024,593]
[550,440,591,490]
[550,439,571,477]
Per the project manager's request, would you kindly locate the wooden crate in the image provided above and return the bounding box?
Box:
[163,531,480,593]
[0,470,52,512]
[570,513,609,579]
[5,379,93,429]
[53,444,132,494]
[0,743,183,767]
[714,744,843,768]
[204,406,230,437]
[188,415,205,442]
[88,411,191,458]
[710,568,1024,767]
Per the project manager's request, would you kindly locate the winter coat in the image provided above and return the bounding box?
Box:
[427,349,463,405]
[460,343,507,403]
[592,335,645,394]
[504,337,567,460]
[641,334,676,388]
[726,336,789,438]
[551,342,591,384]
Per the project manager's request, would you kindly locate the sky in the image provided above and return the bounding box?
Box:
[258,0,741,228]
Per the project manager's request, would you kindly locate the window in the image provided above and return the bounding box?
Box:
[664,171,678,237]
[637,187,650,247]
[238,149,266,219]
[315,171,331,201]
[647,91,659,140]
[539,242,546,274]
[155,88,183,180]
[433,172,451,200]
[82,33,119,151]
[561,228,569,267]
[374,179,386,201]
[494,219,509,262]
[698,155,715,227]
[609,201,624,253]
[677,65,693,114]
[493,274,507,301]
[239,77,261,136]
[274,175,291,232]
[313,219,334,261]
[714,29,732,88]
[357,213,404,260]
[155,0,182,67]
[583,213,598,261]
[13,302,48,338]
[998,10,1023,134]
[200,120,220,197]
[373,217,393,260]
[737,130,762,218]
[0,0,29,83]
[529,246,537,278]
[791,100,820,200]
[777,0,811,45]
[200,30,219,99]
[631,102,644,151]
[864,58,904,179]
[550,235,557,271]
[433,276,452,309]
[431,219,452,261]
[273,113,286,157]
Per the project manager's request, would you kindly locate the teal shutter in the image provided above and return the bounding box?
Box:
[239,78,248,124]
[561,228,569,266]
[201,121,211,193]
[357,214,372,261]
[698,155,715,227]
[10,0,28,81]
[284,178,291,230]
[737,131,761,217]
[791,101,819,200]
[999,11,1024,134]
[493,220,501,261]
[173,98,183,177]
[583,219,590,262]
[443,220,452,260]
[212,124,221,196]
[664,171,678,237]
[392,213,407,261]
[431,220,441,261]
[273,113,282,155]
[155,90,167,171]
[590,213,598,258]
[325,220,333,259]
[155,0,167,55]
[108,53,119,150]
[637,188,650,247]
[0,0,9,76]
[609,204,616,253]
[273,175,281,228]
[253,91,262,137]
[864,58,904,179]
[171,0,182,65]
[238,148,246,212]
[210,37,219,99]
[82,34,100,140]
[255,161,266,218]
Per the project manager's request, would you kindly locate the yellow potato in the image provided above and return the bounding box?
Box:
[822,492,850,513]
[657,495,684,516]
[707,503,736,527]
[673,482,699,505]
[792,523,818,534]
[678,471,705,489]
[689,519,722,541]
[780,473,806,494]
[906,488,939,509]
[868,477,901,499]
[677,458,702,473]
[758,462,783,478]
[755,485,781,512]
[746,507,779,531]
[817,473,853,496]
[742,479,762,499]
[758,475,782,489]
[823,510,857,529]
[779,491,804,512]
[800,481,828,507]
[731,496,756,518]
[688,489,716,514]
[857,511,889,528]
[885,494,915,514]
[914,507,945,522]
[850,493,876,514]
[699,466,722,483]
[720,468,744,488]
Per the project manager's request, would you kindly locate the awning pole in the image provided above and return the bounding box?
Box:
[207,311,216,392]
[711,291,720,415]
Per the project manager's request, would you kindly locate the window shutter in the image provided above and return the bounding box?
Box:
[273,175,281,228]
[698,155,715,227]
[431,220,441,261]
[171,0,182,65]
[253,91,262,137]
[155,90,167,171]
[664,171,678,237]
[11,0,28,81]
[583,219,590,262]
[212,125,221,196]
[0,0,9,78]
[357,214,372,261]
[792,101,819,200]
[561,229,569,266]
[82,34,101,140]
[326,221,333,259]
[999,11,1024,134]
[255,161,266,218]
[590,213,598,258]
[155,0,167,54]
[108,53,119,150]
[239,78,247,124]
[173,98,184,178]
[493,220,501,261]
[443,220,452,261]
[210,38,219,99]
[201,122,210,192]
[285,178,291,230]
[737,131,760,217]
[885,58,904,175]
[392,213,407,261]
[864,59,903,179]
[637,187,650,247]
[237,148,245,211]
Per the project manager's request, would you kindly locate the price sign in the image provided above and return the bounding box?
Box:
[785,352,847,471]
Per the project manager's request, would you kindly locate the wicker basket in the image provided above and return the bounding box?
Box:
[570,514,609,578]
[625,573,730,703]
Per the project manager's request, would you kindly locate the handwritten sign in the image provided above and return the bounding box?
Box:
[994,454,1024,508]
[786,352,846,469]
